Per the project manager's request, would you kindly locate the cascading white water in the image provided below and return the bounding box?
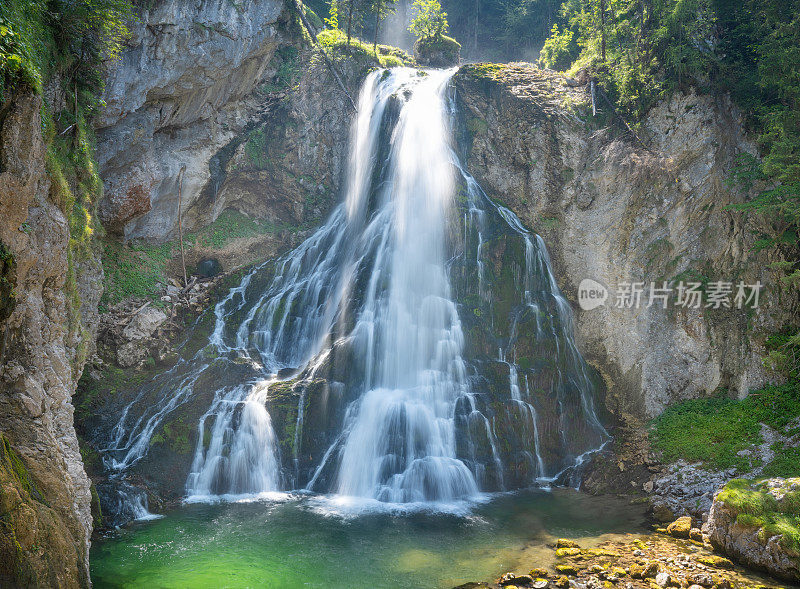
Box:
[98,67,609,516]
[334,69,479,502]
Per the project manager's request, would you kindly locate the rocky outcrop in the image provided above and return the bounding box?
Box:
[648,462,735,523]
[707,478,800,581]
[413,35,461,67]
[96,0,300,241]
[453,63,795,420]
[0,93,95,587]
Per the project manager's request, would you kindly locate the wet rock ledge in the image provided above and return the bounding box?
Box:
[458,523,793,589]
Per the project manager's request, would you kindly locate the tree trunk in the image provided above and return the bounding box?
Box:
[600,0,607,62]
[374,8,380,53]
[473,0,479,54]
[346,0,354,51]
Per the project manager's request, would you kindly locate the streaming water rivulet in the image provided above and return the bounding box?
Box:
[96,67,608,516]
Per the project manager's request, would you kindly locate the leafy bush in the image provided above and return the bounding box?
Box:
[539,24,574,70]
[317,27,411,67]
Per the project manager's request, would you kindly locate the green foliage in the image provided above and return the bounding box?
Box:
[244,127,269,168]
[717,479,800,553]
[0,242,16,323]
[0,0,133,102]
[367,0,398,50]
[539,23,574,70]
[651,382,800,472]
[409,0,449,40]
[316,28,411,67]
[325,0,340,29]
[413,33,460,63]
[540,0,716,119]
[260,46,301,94]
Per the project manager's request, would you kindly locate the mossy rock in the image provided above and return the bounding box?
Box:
[666,516,692,539]
[413,35,461,67]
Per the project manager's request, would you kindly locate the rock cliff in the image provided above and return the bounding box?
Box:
[453,63,795,421]
[0,93,96,587]
[708,478,800,581]
[95,0,301,242]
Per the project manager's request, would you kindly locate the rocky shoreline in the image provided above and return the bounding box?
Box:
[462,476,800,589]
[464,529,788,589]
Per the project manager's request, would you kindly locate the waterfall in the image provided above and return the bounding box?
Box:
[96,67,609,515]
[333,69,479,502]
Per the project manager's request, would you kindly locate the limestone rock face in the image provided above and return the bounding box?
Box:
[96,0,295,241]
[0,93,95,587]
[453,64,796,420]
[708,478,800,581]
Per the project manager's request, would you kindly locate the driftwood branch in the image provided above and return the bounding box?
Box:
[177,165,188,288]
[293,0,357,112]
[591,77,650,153]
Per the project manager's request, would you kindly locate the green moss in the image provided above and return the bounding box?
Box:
[651,381,800,472]
[458,63,506,81]
[0,436,45,505]
[466,116,488,137]
[244,127,270,168]
[149,419,193,456]
[414,34,461,59]
[75,363,158,423]
[316,28,412,68]
[0,241,16,322]
[89,483,103,528]
[718,479,800,553]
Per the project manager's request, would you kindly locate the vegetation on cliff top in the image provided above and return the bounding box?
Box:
[537,0,799,378]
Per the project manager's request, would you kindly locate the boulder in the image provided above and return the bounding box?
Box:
[666,516,693,538]
[413,35,461,67]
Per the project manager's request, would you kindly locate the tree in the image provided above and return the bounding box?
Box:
[325,0,339,29]
[369,0,398,52]
[409,0,449,40]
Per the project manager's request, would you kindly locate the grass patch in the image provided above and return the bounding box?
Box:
[651,382,800,472]
[100,210,290,308]
[259,46,301,94]
[717,478,800,553]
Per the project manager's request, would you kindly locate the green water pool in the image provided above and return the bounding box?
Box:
[90,489,649,588]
